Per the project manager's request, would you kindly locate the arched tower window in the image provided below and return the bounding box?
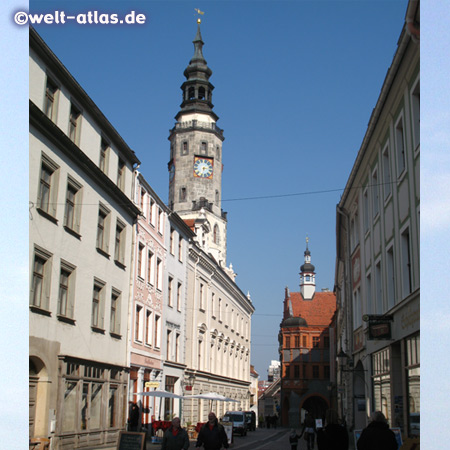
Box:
[213,224,219,244]
[188,87,195,100]
[198,87,206,100]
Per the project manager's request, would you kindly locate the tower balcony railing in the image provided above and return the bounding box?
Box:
[174,120,224,136]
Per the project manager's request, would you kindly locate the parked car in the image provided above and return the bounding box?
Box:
[223,411,247,436]
[244,411,256,431]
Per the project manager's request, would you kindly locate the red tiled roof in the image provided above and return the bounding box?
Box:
[289,292,336,326]
[183,219,196,231]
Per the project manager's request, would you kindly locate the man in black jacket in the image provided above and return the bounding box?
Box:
[356,411,398,450]
[195,412,229,450]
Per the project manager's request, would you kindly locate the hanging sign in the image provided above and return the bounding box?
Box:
[145,381,160,388]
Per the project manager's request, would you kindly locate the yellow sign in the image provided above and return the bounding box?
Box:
[145,382,160,388]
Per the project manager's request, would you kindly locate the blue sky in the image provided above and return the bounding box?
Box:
[1,0,446,446]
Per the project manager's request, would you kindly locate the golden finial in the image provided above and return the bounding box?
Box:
[195,8,205,23]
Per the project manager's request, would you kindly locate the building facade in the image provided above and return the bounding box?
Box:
[334,0,419,439]
[169,23,255,424]
[29,28,140,449]
[279,244,336,428]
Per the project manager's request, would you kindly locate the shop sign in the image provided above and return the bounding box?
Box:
[145,381,160,388]
[363,314,393,340]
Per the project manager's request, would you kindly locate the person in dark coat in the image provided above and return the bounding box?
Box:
[356,411,398,450]
[128,402,140,431]
[195,412,229,450]
[316,409,348,450]
[289,428,303,450]
[162,417,190,450]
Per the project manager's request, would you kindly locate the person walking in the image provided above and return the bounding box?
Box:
[302,413,316,450]
[289,429,303,450]
[127,402,139,431]
[356,411,398,450]
[195,412,229,450]
[316,409,348,450]
[162,417,190,450]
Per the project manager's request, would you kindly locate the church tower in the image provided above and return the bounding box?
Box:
[168,21,227,266]
[300,238,316,300]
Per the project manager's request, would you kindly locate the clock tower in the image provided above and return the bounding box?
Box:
[300,238,316,300]
[168,21,227,266]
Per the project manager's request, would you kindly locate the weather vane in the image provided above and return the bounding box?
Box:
[195,8,205,24]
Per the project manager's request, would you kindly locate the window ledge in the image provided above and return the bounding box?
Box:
[30,305,51,316]
[57,314,76,325]
[91,326,105,334]
[96,247,110,259]
[114,260,126,270]
[64,226,81,240]
[36,207,58,224]
[110,332,122,339]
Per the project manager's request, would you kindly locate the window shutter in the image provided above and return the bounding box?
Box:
[74,189,82,234]
[67,271,75,319]
[104,214,110,254]
[43,257,52,310]
[50,169,60,218]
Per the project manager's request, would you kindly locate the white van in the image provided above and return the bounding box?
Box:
[223,411,247,436]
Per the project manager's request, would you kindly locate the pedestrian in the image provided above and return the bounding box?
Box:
[162,417,190,450]
[266,415,271,429]
[302,413,316,450]
[289,428,303,450]
[316,409,348,450]
[195,412,229,450]
[128,402,139,431]
[356,411,398,450]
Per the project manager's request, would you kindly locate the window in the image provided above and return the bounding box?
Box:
[294,336,300,347]
[218,298,222,322]
[44,76,58,120]
[387,246,396,309]
[30,247,52,310]
[38,154,59,218]
[302,336,307,347]
[99,139,109,174]
[312,336,320,348]
[137,243,145,279]
[215,190,219,204]
[117,159,125,191]
[145,310,152,345]
[382,143,392,200]
[96,205,111,254]
[395,114,406,176]
[411,77,420,150]
[199,283,205,310]
[200,141,207,155]
[372,167,379,218]
[177,282,182,311]
[350,213,359,251]
[213,224,219,244]
[58,261,76,319]
[175,333,180,363]
[154,315,161,348]
[140,189,146,216]
[198,87,206,100]
[135,305,143,342]
[180,187,187,202]
[170,228,175,255]
[156,258,162,290]
[114,221,126,266]
[211,293,216,318]
[69,103,81,145]
[110,289,121,335]
[401,227,412,298]
[178,238,183,261]
[168,276,173,307]
[108,386,118,428]
[147,250,154,285]
[149,198,155,226]
[166,330,172,360]
[375,261,383,314]
[366,273,372,315]
[158,209,164,235]
[92,280,105,330]
[363,187,369,233]
[312,365,319,379]
[294,365,300,379]
[353,288,362,329]
[64,178,82,234]
[181,141,189,155]
[216,145,221,161]
[285,336,291,348]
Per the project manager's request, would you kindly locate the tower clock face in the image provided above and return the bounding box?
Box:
[194,157,213,178]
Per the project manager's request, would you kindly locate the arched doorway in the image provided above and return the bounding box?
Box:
[301,395,329,422]
[353,361,367,430]
[29,357,49,438]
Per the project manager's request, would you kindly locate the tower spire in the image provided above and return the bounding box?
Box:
[300,237,316,300]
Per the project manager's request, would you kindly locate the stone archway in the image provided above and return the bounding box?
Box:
[29,356,49,438]
[301,395,329,422]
